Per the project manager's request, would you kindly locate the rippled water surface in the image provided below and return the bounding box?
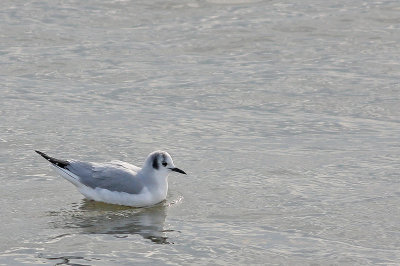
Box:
[1,0,400,265]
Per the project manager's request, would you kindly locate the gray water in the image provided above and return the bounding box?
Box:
[1,0,400,265]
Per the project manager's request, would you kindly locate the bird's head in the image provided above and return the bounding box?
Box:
[144,151,186,175]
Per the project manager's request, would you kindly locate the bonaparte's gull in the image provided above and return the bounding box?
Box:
[35,150,186,207]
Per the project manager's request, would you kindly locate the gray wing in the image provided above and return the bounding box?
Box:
[66,160,144,194]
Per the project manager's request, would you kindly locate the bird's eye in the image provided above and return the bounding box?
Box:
[162,162,167,167]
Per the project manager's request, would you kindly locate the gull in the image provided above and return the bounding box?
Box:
[35,150,186,207]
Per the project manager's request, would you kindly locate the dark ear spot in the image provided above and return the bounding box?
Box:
[152,156,158,169]
[161,154,167,166]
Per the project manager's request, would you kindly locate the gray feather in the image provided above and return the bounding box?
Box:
[66,160,144,194]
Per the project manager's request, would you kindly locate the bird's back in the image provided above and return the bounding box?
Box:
[66,160,144,194]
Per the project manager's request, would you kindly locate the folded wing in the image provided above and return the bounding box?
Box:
[66,161,144,194]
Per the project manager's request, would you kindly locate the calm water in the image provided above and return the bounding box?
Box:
[1,0,400,265]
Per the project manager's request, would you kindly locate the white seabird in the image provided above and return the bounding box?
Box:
[36,150,186,207]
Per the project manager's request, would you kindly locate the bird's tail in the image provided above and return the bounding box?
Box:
[35,150,83,187]
[35,150,70,169]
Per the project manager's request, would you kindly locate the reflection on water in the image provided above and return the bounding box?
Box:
[50,199,172,244]
[38,254,87,266]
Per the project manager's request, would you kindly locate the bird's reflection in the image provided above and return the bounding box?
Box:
[54,199,173,244]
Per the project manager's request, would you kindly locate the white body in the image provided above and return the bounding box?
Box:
[53,165,168,207]
[37,150,185,207]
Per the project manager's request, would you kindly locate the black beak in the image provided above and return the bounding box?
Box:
[170,167,187,175]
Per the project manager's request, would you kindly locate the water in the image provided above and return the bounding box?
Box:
[1,0,400,264]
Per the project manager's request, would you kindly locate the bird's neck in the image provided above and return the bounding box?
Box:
[140,168,168,191]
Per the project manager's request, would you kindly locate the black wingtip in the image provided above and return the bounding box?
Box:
[35,150,70,169]
[35,150,49,159]
[35,150,45,156]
